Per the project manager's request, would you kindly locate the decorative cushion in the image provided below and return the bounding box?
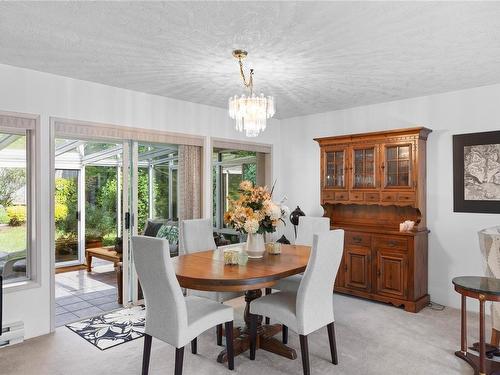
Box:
[143,221,164,237]
[156,225,179,245]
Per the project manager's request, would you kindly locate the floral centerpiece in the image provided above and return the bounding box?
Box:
[224,180,288,258]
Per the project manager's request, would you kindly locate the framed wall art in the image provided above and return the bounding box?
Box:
[453,130,500,213]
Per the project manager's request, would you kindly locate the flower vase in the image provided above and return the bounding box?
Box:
[246,233,266,258]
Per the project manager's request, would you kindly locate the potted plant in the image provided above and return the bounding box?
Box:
[85,206,114,249]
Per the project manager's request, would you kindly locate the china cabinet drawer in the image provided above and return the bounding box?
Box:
[322,191,335,201]
[364,192,380,202]
[349,192,363,201]
[335,192,348,201]
[345,232,371,247]
[373,235,408,251]
[381,192,397,202]
[398,192,416,202]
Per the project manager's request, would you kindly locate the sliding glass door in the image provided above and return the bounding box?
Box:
[53,134,182,306]
[126,141,179,303]
[54,139,126,268]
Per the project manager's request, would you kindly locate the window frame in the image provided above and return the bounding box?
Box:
[0,112,40,290]
[212,150,258,232]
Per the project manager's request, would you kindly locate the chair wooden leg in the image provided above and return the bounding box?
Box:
[327,322,338,365]
[492,328,500,348]
[174,347,184,375]
[249,314,257,360]
[265,288,271,324]
[299,334,310,375]
[191,337,197,354]
[216,324,223,346]
[282,324,288,344]
[225,321,235,370]
[142,334,152,375]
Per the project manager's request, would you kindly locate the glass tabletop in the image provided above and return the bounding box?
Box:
[452,276,500,295]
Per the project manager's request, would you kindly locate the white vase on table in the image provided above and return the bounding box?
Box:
[246,233,266,258]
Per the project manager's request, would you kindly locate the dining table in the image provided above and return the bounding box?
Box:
[172,244,310,363]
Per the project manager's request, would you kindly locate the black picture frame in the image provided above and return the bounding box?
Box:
[453,130,500,213]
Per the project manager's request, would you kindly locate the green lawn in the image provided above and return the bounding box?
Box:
[0,225,27,253]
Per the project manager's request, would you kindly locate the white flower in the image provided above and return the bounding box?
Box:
[269,204,282,221]
[280,205,290,217]
[244,219,259,234]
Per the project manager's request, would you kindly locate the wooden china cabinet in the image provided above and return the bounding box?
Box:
[315,127,432,312]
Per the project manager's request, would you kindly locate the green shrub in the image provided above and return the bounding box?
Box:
[55,177,77,234]
[6,205,27,226]
[54,203,68,223]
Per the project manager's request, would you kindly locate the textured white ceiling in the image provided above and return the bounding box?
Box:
[1,2,500,118]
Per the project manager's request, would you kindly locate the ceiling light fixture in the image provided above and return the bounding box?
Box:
[228,50,275,137]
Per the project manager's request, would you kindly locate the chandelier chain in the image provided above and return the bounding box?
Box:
[238,57,254,95]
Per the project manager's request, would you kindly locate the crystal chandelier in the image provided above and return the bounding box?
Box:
[228,50,275,137]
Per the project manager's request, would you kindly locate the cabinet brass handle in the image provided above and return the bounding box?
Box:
[387,240,398,247]
[352,236,362,243]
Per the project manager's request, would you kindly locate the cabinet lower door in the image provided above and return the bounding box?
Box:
[376,250,407,298]
[345,246,371,292]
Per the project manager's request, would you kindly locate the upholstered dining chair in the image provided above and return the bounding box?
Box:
[249,230,344,375]
[269,216,331,341]
[132,236,235,375]
[181,218,243,345]
[273,216,331,292]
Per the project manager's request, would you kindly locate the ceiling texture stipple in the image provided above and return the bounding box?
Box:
[1,2,500,119]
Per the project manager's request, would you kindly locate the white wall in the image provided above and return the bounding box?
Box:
[280,83,500,309]
[0,63,282,339]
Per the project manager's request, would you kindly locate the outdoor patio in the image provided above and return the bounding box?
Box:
[55,258,121,327]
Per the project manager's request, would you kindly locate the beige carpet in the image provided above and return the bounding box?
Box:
[1,294,481,374]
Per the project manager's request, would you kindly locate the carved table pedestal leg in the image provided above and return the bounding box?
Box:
[217,289,297,363]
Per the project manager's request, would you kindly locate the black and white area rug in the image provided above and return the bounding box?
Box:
[66,306,146,350]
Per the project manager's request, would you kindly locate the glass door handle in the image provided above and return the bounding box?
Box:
[124,212,130,230]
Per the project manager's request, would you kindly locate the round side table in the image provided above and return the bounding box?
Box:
[453,276,500,375]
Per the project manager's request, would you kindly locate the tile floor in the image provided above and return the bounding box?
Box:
[55,258,122,327]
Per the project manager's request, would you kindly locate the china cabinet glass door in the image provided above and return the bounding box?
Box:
[325,149,345,189]
[353,147,376,188]
[384,144,412,188]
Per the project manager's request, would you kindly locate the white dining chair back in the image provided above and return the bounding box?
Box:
[272,216,332,293]
[181,218,216,254]
[296,229,344,335]
[295,216,331,246]
[132,236,187,346]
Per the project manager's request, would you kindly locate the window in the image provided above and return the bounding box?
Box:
[212,149,257,242]
[137,142,178,232]
[0,129,32,283]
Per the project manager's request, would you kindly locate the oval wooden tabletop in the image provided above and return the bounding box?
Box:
[173,244,310,292]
